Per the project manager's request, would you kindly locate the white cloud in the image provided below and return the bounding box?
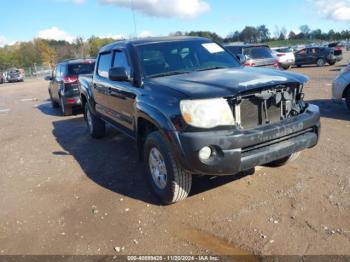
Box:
[38,27,76,43]
[99,0,210,19]
[0,36,9,47]
[73,0,85,4]
[309,0,350,21]
[138,31,153,38]
[99,33,125,40]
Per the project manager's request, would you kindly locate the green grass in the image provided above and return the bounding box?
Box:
[266,39,316,48]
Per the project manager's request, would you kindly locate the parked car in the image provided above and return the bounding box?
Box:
[224,44,279,69]
[332,61,350,110]
[7,69,24,82]
[0,72,5,84]
[79,37,320,204]
[47,59,95,116]
[294,47,336,67]
[328,42,343,62]
[272,47,295,70]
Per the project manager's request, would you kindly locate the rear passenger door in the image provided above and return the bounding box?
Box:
[108,49,136,134]
[93,52,113,118]
[52,65,62,101]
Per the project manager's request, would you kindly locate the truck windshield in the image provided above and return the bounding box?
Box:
[137,40,240,78]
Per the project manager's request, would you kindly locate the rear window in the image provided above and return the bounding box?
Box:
[243,46,274,59]
[68,62,95,76]
[276,48,292,53]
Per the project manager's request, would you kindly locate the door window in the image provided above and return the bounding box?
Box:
[113,51,131,76]
[97,52,112,78]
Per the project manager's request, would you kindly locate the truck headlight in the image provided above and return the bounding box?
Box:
[180,98,235,128]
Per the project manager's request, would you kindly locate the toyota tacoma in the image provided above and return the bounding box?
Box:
[78,37,320,204]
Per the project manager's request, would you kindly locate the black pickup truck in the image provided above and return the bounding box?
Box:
[79,37,320,204]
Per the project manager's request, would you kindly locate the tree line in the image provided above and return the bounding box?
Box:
[1,25,349,72]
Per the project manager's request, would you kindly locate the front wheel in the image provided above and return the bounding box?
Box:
[317,58,325,67]
[265,152,301,167]
[84,103,106,139]
[144,131,192,204]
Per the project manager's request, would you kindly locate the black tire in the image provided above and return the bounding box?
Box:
[144,131,192,204]
[265,152,301,167]
[328,61,336,66]
[297,64,302,68]
[84,103,106,139]
[49,91,59,108]
[345,88,350,111]
[282,65,290,70]
[316,58,325,67]
[60,96,72,116]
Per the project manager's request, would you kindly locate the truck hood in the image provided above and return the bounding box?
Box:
[147,67,309,99]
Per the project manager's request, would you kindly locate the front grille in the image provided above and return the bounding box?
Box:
[230,85,301,129]
[240,96,282,129]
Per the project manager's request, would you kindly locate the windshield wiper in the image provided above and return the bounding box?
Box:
[148,71,190,78]
[195,66,227,72]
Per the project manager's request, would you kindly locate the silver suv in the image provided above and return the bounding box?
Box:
[332,60,350,110]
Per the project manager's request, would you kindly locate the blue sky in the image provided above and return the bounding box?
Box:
[0,0,349,46]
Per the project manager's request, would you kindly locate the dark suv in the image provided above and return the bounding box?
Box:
[47,59,95,116]
[79,37,320,204]
[224,44,279,69]
[294,47,336,67]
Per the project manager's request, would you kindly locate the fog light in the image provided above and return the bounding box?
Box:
[199,146,212,161]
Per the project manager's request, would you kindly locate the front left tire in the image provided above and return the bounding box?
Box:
[144,131,192,204]
[84,103,106,139]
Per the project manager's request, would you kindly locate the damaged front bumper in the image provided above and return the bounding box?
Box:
[171,104,320,175]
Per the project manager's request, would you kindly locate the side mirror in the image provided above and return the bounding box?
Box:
[237,54,247,65]
[109,67,129,82]
[45,76,52,81]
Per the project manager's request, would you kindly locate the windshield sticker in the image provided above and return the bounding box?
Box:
[202,43,224,54]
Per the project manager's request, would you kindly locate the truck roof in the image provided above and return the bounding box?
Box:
[99,36,209,53]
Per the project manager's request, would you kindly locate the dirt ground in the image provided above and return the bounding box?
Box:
[0,53,349,257]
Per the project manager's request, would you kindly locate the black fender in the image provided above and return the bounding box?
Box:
[135,102,179,160]
[79,81,98,115]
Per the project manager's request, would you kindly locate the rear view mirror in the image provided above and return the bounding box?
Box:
[109,67,129,82]
[237,54,247,65]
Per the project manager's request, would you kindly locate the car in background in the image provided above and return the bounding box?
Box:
[294,47,336,67]
[328,42,343,62]
[272,47,295,70]
[224,44,279,69]
[0,72,5,84]
[7,68,24,82]
[332,61,350,110]
[47,59,95,116]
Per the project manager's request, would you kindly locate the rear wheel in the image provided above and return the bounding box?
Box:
[345,88,350,111]
[266,152,301,167]
[282,65,290,70]
[328,61,336,66]
[317,58,325,67]
[144,131,192,204]
[60,96,72,116]
[84,103,106,139]
[49,91,59,108]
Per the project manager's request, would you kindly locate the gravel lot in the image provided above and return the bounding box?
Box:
[0,53,349,256]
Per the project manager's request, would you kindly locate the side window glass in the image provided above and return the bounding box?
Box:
[98,52,112,78]
[113,51,130,76]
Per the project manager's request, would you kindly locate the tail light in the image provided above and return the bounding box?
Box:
[63,76,78,84]
[274,60,280,69]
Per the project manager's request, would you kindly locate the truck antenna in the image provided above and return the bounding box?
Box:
[131,0,138,39]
